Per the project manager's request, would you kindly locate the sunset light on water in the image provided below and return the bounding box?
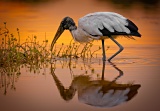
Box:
[0,0,160,111]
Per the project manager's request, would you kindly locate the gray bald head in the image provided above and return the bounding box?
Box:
[61,16,77,31]
[51,17,77,51]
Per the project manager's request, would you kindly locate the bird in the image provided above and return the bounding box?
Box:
[52,72,141,107]
[51,12,141,62]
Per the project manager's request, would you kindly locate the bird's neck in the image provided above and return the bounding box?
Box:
[69,25,77,31]
[70,27,78,40]
[70,27,92,43]
[69,25,80,41]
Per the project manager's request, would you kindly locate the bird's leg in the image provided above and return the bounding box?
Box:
[109,62,123,82]
[101,39,106,61]
[101,60,106,80]
[108,36,124,62]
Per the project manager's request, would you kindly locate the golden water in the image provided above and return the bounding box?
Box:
[0,0,160,111]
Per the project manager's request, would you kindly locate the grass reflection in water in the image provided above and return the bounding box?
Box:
[0,22,141,107]
[0,22,50,95]
[0,22,103,95]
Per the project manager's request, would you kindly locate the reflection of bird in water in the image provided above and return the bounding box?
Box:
[72,75,140,107]
[51,62,141,107]
[51,12,141,61]
[51,73,76,101]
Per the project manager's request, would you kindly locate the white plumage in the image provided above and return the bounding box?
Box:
[78,12,130,37]
[51,12,141,61]
[70,75,141,108]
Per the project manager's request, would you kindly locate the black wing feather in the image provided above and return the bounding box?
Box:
[98,19,141,37]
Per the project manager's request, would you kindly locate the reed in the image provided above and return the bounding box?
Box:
[0,22,110,95]
[51,40,102,59]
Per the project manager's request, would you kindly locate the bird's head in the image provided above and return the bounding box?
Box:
[51,17,76,51]
[61,17,76,30]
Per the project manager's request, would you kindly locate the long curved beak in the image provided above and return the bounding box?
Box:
[51,25,64,51]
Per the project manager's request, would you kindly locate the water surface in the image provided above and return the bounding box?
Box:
[0,0,160,111]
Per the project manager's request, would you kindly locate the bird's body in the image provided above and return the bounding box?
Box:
[51,12,141,61]
[73,12,140,42]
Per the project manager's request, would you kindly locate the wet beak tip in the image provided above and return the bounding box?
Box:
[50,44,54,51]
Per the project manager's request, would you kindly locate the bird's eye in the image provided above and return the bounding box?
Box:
[64,25,68,28]
[63,24,69,29]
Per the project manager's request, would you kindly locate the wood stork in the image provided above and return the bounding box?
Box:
[51,12,141,61]
[52,71,141,107]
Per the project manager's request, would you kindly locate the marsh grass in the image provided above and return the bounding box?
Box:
[51,40,102,59]
[0,23,50,67]
[0,22,108,95]
[0,22,50,94]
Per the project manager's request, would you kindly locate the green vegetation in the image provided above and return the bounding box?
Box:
[0,22,50,95]
[0,22,103,67]
[51,40,102,59]
[0,22,50,67]
[0,22,109,95]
